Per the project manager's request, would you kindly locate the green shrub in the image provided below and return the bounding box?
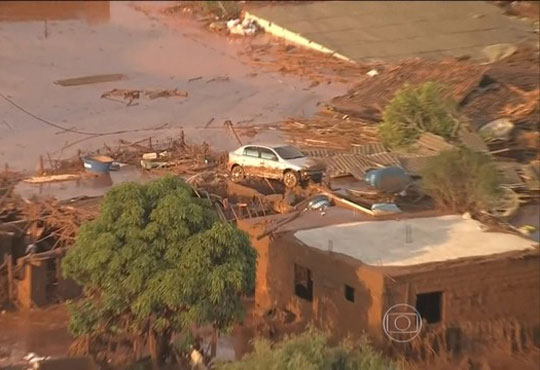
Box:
[216,327,399,370]
[378,82,460,149]
[420,148,500,212]
[201,1,241,19]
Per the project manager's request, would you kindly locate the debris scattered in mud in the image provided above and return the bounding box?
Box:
[101,88,188,106]
[23,174,81,184]
[227,18,261,36]
[54,73,126,87]
[243,40,376,85]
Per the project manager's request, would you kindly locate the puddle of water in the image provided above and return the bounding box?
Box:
[0,305,72,368]
[0,1,345,173]
[0,303,255,368]
[15,166,157,200]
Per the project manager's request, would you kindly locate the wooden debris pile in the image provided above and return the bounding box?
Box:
[21,197,100,248]
[91,133,228,174]
[101,88,188,106]
[329,58,486,124]
[242,41,379,85]
[281,108,379,150]
[36,153,83,176]
[0,167,24,222]
[278,48,538,163]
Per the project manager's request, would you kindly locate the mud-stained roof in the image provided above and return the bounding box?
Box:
[294,215,536,267]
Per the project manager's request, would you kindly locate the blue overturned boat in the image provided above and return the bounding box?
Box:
[81,155,114,173]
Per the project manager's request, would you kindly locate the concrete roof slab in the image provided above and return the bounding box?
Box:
[294,215,536,267]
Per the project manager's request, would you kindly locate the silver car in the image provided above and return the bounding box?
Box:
[227,144,325,188]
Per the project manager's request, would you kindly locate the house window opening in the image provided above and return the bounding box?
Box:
[345,284,355,302]
[294,264,313,301]
[416,291,442,324]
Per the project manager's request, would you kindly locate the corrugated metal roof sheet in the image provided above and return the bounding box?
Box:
[352,143,387,155]
[320,153,403,180]
[303,148,341,158]
[364,152,402,167]
[323,154,378,178]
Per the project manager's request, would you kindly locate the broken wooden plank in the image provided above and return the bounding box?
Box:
[54,73,125,86]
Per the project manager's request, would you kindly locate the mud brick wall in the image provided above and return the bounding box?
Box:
[239,219,539,349]
[384,253,540,325]
[238,220,387,342]
[384,252,540,360]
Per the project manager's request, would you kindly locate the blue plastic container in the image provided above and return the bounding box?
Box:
[82,156,113,173]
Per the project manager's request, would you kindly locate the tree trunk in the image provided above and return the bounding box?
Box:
[148,329,170,370]
[210,324,218,358]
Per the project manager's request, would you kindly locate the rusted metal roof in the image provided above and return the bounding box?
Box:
[320,153,403,180]
[303,148,342,158]
[352,143,387,156]
[364,152,402,167]
[323,154,377,178]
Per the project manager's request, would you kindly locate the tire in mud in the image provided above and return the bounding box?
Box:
[231,165,245,182]
[283,170,299,188]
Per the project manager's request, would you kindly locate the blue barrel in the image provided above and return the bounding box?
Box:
[82,156,113,173]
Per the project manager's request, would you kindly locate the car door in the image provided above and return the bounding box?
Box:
[258,147,281,179]
[241,145,260,176]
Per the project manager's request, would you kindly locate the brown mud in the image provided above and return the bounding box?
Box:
[0,1,345,173]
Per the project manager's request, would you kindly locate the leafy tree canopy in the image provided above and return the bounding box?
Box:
[378,82,460,149]
[420,148,500,213]
[217,328,400,370]
[62,176,256,363]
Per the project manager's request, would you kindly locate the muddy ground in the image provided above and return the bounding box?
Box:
[0,1,538,370]
[0,1,345,172]
[0,1,344,367]
[0,304,71,368]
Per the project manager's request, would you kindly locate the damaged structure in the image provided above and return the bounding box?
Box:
[239,207,539,357]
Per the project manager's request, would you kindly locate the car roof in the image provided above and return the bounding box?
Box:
[241,143,294,150]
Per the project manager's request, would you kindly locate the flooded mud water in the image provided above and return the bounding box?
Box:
[1,1,330,365]
[0,1,345,175]
[0,304,71,368]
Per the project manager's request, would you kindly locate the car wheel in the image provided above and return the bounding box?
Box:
[231,165,245,182]
[283,170,299,188]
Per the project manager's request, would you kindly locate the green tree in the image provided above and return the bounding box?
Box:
[217,328,399,370]
[62,176,256,368]
[420,148,500,212]
[201,1,241,19]
[378,82,460,149]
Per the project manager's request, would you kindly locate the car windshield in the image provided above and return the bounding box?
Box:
[274,146,304,159]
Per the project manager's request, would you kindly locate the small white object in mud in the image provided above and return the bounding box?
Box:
[366,69,379,77]
[23,352,50,369]
[227,18,260,36]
